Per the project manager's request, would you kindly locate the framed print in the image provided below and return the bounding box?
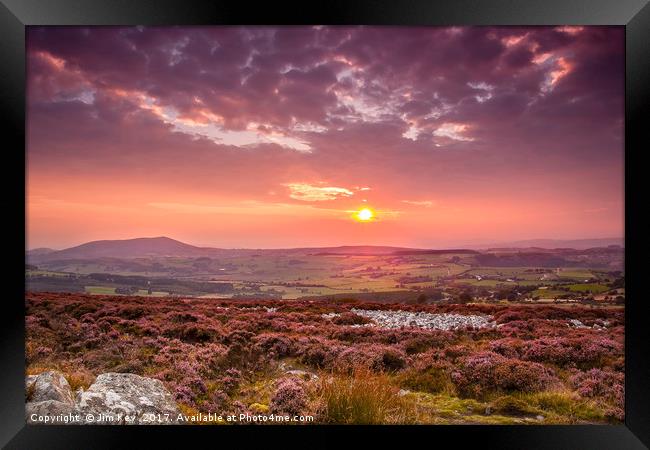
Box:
[1,0,649,448]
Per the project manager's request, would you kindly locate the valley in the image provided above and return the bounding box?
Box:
[27,237,625,304]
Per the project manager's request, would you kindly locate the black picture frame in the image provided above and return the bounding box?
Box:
[1,0,648,448]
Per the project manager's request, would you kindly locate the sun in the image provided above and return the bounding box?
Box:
[355,207,374,222]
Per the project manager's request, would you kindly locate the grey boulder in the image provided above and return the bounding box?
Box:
[27,371,74,405]
[25,371,76,424]
[74,373,181,424]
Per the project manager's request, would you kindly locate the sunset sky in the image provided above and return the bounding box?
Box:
[26,26,624,250]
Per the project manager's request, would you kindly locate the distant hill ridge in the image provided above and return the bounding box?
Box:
[473,238,623,250]
[27,236,624,262]
[28,237,212,261]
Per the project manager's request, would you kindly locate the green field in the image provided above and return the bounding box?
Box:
[566,283,610,294]
[557,269,594,280]
[532,289,568,298]
[85,286,117,295]
[85,285,169,297]
[26,270,72,277]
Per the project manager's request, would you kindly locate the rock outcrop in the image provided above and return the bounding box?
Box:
[26,371,180,425]
[75,373,181,424]
[25,371,75,422]
[27,371,74,404]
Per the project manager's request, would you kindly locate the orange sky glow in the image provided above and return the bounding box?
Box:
[26,26,624,249]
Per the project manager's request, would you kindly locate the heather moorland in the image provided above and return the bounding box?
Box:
[25,292,624,424]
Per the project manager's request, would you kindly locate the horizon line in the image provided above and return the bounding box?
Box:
[26,235,625,252]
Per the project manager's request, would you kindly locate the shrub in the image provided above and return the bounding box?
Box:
[443,344,472,360]
[570,369,624,405]
[489,338,524,359]
[521,337,621,368]
[254,333,295,358]
[116,306,146,320]
[163,323,216,343]
[452,351,557,398]
[297,338,342,369]
[334,345,406,373]
[330,312,372,326]
[269,377,308,416]
[220,368,242,394]
[329,326,376,343]
[167,312,199,323]
[208,389,231,412]
[399,362,453,394]
[174,385,195,406]
[400,332,455,355]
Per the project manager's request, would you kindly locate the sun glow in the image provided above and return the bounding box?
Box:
[355,207,374,222]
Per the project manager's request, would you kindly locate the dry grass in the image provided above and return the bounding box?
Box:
[65,370,96,392]
[508,390,605,423]
[397,366,456,396]
[315,368,416,424]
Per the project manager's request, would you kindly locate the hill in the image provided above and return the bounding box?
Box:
[26,248,57,256]
[28,237,213,262]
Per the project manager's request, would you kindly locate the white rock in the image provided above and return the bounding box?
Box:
[285,369,319,381]
[321,312,341,319]
[569,319,588,329]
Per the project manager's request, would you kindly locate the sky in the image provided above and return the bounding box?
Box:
[26,26,624,250]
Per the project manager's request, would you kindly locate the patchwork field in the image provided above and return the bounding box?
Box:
[26,247,624,304]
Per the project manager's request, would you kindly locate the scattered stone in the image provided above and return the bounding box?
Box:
[285,369,319,381]
[350,308,493,331]
[398,389,411,397]
[279,361,319,381]
[569,319,589,329]
[536,415,545,421]
[321,312,341,319]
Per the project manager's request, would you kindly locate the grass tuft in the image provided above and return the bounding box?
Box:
[316,368,416,424]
